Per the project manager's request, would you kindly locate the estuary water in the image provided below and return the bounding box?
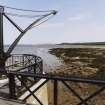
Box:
[4,44,105,72]
[5,44,63,72]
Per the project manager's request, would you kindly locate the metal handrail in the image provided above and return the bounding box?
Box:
[5,54,43,73]
[7,72,105,105]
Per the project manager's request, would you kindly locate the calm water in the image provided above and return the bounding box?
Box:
[4,44,105,72]
[5,45,63,72]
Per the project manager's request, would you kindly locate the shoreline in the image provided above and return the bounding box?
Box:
[49,48,105,79]
[48,47,105,105]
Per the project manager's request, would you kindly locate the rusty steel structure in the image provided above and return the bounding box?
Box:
[0,5,105,105]
[0,6,57,73]
[0,5,57,102]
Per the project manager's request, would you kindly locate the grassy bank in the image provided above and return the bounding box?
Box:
[48,48,105,105]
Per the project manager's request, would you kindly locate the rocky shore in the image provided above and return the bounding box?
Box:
[49,48,105,79]
[48,48,105,105]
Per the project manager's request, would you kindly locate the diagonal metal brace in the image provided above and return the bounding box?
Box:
[3,13,24,33]
[6,11,57,57]
[77,86,105,105]
[62,81,88,105]
[23,79,49,101]
[17,76,43,105]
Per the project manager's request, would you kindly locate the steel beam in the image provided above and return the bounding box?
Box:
[0,6,4,54]
[8,73,16,99]
[54,80,58,105]
[0,6,5,73]
[8,72,105,85]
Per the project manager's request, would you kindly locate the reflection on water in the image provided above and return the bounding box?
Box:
[36,48,62,72]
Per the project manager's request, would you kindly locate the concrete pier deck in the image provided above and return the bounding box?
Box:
[0,97,27,105]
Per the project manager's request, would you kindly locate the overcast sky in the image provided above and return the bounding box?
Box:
[0,0,105,44]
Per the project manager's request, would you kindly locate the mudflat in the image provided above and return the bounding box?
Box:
[48,48,105,105]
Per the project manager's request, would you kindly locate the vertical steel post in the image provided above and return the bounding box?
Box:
[40,60,43,74]
[0,6,5,73]
[54,80,58,105]
[0,6,4,55]
[9,73,16,99]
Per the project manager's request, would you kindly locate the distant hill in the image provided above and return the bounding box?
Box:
[59,42,105,45]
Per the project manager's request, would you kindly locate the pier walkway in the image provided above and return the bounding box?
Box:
[0,97,28,105]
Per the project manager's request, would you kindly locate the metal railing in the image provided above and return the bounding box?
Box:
[5,54,43,74]
[0,54,43,100]
[7,72,105,105]
[1,54,105,105]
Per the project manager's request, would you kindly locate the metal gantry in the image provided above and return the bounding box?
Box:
[0,5,57,73]
[0,5,57,102]
[0,5,105,105]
